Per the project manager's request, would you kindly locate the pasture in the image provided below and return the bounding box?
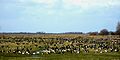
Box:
[0,34,120,60]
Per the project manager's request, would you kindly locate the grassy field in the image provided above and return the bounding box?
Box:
[0,53,120,60]
[0,34,120,60]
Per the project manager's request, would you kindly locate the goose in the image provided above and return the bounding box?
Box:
[33,52,36,55]
[105,50,107,52]
[36,51,40,54]
[18,51,21,54]
[22,52,25,54]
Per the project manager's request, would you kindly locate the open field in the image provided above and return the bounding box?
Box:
[0,34,120,60]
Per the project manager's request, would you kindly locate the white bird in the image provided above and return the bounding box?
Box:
[100,51,102,53]
[22,52,25,54]
[18,51,21,53]
[115,49,117,52]
[77,51,80,54]
[33,53,36,55]
[37,52,40,54]
[105,50,107,52]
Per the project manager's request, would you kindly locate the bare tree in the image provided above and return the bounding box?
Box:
[116,22,120,35]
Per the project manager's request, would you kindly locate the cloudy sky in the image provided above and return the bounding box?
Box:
[0,0,120,33]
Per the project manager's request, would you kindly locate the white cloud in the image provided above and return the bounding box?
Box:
[18,0,120,10]
[18,0,57,9]
[63,0,120,10]
[16,0,120,16]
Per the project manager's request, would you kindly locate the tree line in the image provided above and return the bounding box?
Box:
[88,22,120,35]
[0,22,120,35]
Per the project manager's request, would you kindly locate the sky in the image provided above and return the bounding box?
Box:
[0,0,120,33]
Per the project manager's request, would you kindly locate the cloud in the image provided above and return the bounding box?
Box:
[17,0,120,11]
[18,0,57,9]
[63,0,120,10]
[2,0,119,16]
[2,0,120,9]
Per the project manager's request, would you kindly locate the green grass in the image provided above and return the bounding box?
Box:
[0,53,120,60]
